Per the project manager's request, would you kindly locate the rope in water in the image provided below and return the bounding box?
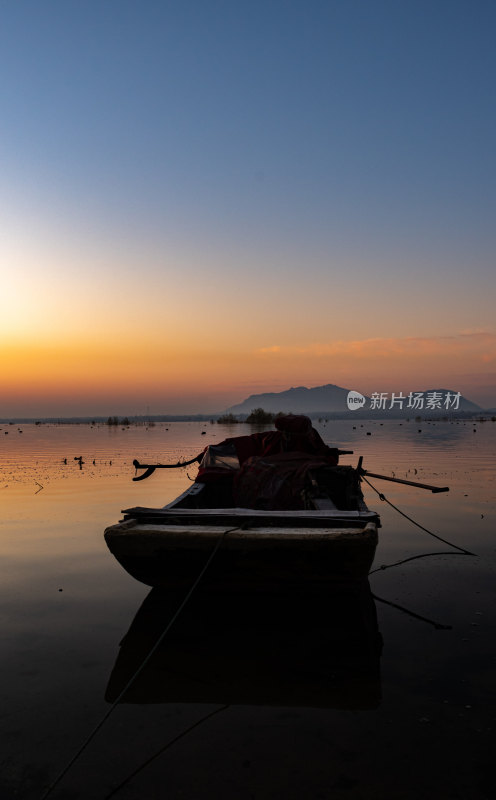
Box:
[371,593,452,630]
[40,523,245,800]
[362,476,476,628]
[361,475,476,574]
[104,704,230,799]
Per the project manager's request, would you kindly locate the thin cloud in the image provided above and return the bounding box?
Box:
[257,345,282,353]
[254,333,496,360]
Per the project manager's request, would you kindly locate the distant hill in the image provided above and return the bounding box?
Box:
[225,384,481,417]
[226,384,361,414]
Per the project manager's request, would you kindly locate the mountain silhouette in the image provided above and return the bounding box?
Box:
[226,384,357,414]
[226,384,480,416]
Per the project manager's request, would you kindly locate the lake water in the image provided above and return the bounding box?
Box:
[1,419,495,799]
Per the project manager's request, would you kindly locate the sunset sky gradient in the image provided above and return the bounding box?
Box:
[2,1,495,415]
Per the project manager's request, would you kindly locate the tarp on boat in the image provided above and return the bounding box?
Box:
[232,452,336,510]
[196,415,341,510]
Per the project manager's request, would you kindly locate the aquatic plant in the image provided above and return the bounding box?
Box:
[246,408,275,424]
[217,413,240,424]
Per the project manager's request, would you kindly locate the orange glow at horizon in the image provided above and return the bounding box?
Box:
[3,331,495,415]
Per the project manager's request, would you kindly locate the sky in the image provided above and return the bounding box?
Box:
[1,0,495,416]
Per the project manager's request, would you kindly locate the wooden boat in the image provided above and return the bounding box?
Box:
[104,415,380,592]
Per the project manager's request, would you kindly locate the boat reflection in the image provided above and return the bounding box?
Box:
[106,584,382,710]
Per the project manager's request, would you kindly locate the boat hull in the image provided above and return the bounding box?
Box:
[104,516,378,592]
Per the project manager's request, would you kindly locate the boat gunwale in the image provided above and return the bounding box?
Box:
[122,506,379,520]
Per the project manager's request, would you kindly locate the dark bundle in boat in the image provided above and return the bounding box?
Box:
[196,414,361,512]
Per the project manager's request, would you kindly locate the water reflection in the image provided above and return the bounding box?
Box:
[391,420,481,448]
[106,584,382,710]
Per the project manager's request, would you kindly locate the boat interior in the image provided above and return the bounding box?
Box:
[171,443,368,513]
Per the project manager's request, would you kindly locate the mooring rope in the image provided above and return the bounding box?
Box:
[104,704,230,799]
[362,476,476,628]
[40,523,246,800]
[371,593,452,630]
[362,475,476,565]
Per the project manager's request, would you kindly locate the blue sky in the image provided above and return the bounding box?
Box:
[2,1,496,414]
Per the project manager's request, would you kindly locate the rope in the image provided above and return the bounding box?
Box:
[363,475,476,628]
[40,523,245,800]
[361,475,476,559]
[372,593,452,630]
[104,704,230,799]
[369,550,473,575]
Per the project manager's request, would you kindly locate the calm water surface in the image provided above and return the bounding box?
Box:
[1,420,495,799]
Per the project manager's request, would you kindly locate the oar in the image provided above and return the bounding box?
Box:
[132,455,202,481]
[133,447,353,481]
[361,470,449,493]
[356,457,449,493]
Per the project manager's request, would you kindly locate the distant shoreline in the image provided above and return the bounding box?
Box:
[1,411,495,425]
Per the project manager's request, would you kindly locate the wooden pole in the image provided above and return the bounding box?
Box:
[361,469,449,493]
